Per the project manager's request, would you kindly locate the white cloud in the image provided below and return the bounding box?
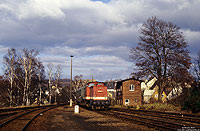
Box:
[184,29,200,46]
[0,4,13,12]
[43,45,130,61]
[13,0,122,25]
[40,54,132,81]
[17,0,65,19]
[0,45,8,53]
[109,0,200,29]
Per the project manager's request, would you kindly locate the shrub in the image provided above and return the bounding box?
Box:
[182,82,200,113]
[141,103,180,111]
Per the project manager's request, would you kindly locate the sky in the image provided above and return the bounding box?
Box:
[0,0,200,81]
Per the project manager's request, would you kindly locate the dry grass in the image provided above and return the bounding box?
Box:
[140,103,181,111]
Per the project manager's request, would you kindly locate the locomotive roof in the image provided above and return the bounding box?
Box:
[87,81,104,85]
[75,81,106,91]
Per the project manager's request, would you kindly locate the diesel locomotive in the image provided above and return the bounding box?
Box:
[75,81,110,109]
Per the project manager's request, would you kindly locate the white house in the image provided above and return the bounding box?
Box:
[141,77,158,103]
[143,90,155,103]
[141,77,157,91]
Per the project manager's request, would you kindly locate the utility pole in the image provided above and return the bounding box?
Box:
[70,55,73,107]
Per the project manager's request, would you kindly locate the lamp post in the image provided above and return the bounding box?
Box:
[70,55,73,107]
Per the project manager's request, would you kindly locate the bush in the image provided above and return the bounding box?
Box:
[141,103,180,111]
[182,83,200,113]
[183,92,200,113]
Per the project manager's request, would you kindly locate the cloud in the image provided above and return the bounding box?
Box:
[17,0,65,19]
[109,0,200,30]
[0,0,200,80]
[43,45,130,60]
[183,29,200,56]
[40,54,131,81]
[184,29,200,46]
[1,0,199,49]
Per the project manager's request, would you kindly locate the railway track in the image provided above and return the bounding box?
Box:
[96,107,200,131]
[0,111,22,121]
[0,105,62,131]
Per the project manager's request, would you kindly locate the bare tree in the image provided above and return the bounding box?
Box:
[2,48,45,107]
[183,50,200,112]
[47,62,53,104]
[55,65,62,89]
[192,50,200,81]
[73,75,83,91]
[130,17,192,102]
[36,61,45,105]
[54,64,62,103]
[3,48,18,106]
[20,49,39,106]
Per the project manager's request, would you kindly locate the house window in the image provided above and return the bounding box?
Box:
[125,99,129,105]
[117,91,122,96]
[129,84,135,91]
[135,98,138,103]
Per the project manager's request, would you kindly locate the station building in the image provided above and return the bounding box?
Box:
[116,78,142,106]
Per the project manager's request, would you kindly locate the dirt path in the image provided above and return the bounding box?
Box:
[28,106,153,131]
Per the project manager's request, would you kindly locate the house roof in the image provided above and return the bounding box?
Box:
[164,87,173,95]
[115,77,143,89]
[117,77,143,83]
[144,90,155,96]
[149,80,158,90]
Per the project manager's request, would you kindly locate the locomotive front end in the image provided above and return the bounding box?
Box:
[91,82,110,109]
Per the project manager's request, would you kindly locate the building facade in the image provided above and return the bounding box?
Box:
[104,81,116,105]
[116,78,142,106]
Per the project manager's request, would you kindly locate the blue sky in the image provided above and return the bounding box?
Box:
[0,0,200,81]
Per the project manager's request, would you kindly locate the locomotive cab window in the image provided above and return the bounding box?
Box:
[97,83,104,86]
[88,83,95,87]
[129,84,135,91]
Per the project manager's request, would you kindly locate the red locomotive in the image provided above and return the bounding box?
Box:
[75,81,110,109]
